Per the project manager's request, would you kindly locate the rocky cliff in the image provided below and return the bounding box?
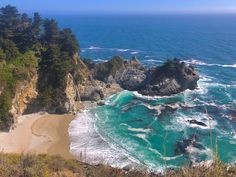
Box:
[138,59,199,96]
[5,56,199,130]
[10,71,38,128]
[90,56,199,96]
[52,73,79,114]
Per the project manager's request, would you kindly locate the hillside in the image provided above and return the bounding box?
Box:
[0,153,235,177]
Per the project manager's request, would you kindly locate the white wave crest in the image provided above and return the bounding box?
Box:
[143,59,162,63]
[132,91,174,100]
[116,48,130,52]
[186,145,213,166]
[130,51,139,55]
[87,46,103,50]
[93,59,108,62]
[186,59,236,68]
[127,127,152,133]
[148,147,183,161]
[145,55,156,58]
[69,110,142,169]
[165,112,217,132]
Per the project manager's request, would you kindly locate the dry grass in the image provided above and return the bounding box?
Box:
[0,153,235,177]
[0,153,149,177]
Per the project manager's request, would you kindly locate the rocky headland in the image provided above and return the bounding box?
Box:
[2,55,199,130]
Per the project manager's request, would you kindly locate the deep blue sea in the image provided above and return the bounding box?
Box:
[62,15,236,172]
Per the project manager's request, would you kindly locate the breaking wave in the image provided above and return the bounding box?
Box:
[69,110,143,170]
[186,59,236,68]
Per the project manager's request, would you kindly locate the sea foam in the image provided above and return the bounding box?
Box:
[69,110,142,169]
[186,59,236,68]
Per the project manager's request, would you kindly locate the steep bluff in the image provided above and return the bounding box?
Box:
[10,71,38,123]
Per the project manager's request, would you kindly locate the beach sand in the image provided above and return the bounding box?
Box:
[0,113,75,159]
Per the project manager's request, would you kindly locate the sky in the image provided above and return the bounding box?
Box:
[1,0,236,14]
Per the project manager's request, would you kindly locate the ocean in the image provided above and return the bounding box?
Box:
[53,14,236,172]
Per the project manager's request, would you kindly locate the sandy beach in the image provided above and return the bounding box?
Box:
[0,113,75,159]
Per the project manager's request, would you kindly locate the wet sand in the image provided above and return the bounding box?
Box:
[0,113,75,159]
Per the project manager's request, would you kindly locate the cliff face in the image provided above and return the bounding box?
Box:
[10,71,38,126]
[54,73,79,114]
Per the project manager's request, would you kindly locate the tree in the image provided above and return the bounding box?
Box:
[60,28,79,57]
[42,19,60,45]
[0,5,20,39]
[39,44,72,88]
[0,38,19,60]
[15,13,34,52]
[0,49,6,61]
[32,12,42,39]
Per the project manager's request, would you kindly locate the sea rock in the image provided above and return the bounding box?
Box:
[138,59,199,96]
[97,101,106,106]
[188,119,207,127]
[115,66,146,90]
[92,56,125,82]
[230,110,236,121]
[175,135,204,155]
[90,57,199,96]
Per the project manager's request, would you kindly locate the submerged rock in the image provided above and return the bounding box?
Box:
[97,101,106,106]
[188,119,207,127]
[175,135,204,155]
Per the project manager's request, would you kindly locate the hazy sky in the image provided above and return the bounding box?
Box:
[1,0,236,14]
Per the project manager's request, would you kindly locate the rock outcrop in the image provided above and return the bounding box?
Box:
[10,71,38,126]
[90,57,199,96]
[138,59,199,96]
[53,73,79,114]
[77,80,122,101]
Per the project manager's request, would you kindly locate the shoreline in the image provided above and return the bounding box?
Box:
[0,113,75,159]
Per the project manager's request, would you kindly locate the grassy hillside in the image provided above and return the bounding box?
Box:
[0,153,235,177]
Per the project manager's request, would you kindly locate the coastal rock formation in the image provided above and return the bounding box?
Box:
[90,57,199,96]
[77,80,105,101]
[54,73,79,113]
[2,54,199,130]
[77,80,122,101]
[10,71,38,126]
[138,59,199,96]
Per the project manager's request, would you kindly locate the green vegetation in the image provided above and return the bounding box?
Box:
[154,58,185,79]
[0,153,235,177]
[93,56,124,81]
[0,5,80,130]
[0,153,147,177]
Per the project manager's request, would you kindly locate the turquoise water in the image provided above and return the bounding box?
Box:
[67,15,236,171]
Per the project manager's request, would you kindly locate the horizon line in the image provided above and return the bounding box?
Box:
[24,10,236,16]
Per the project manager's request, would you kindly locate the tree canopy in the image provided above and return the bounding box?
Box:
[0,5,80,130]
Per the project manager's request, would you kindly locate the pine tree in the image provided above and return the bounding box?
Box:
[0,5,20,39]
[60,28,79,57]
[42,19,60,45]
[32,12,42,39]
